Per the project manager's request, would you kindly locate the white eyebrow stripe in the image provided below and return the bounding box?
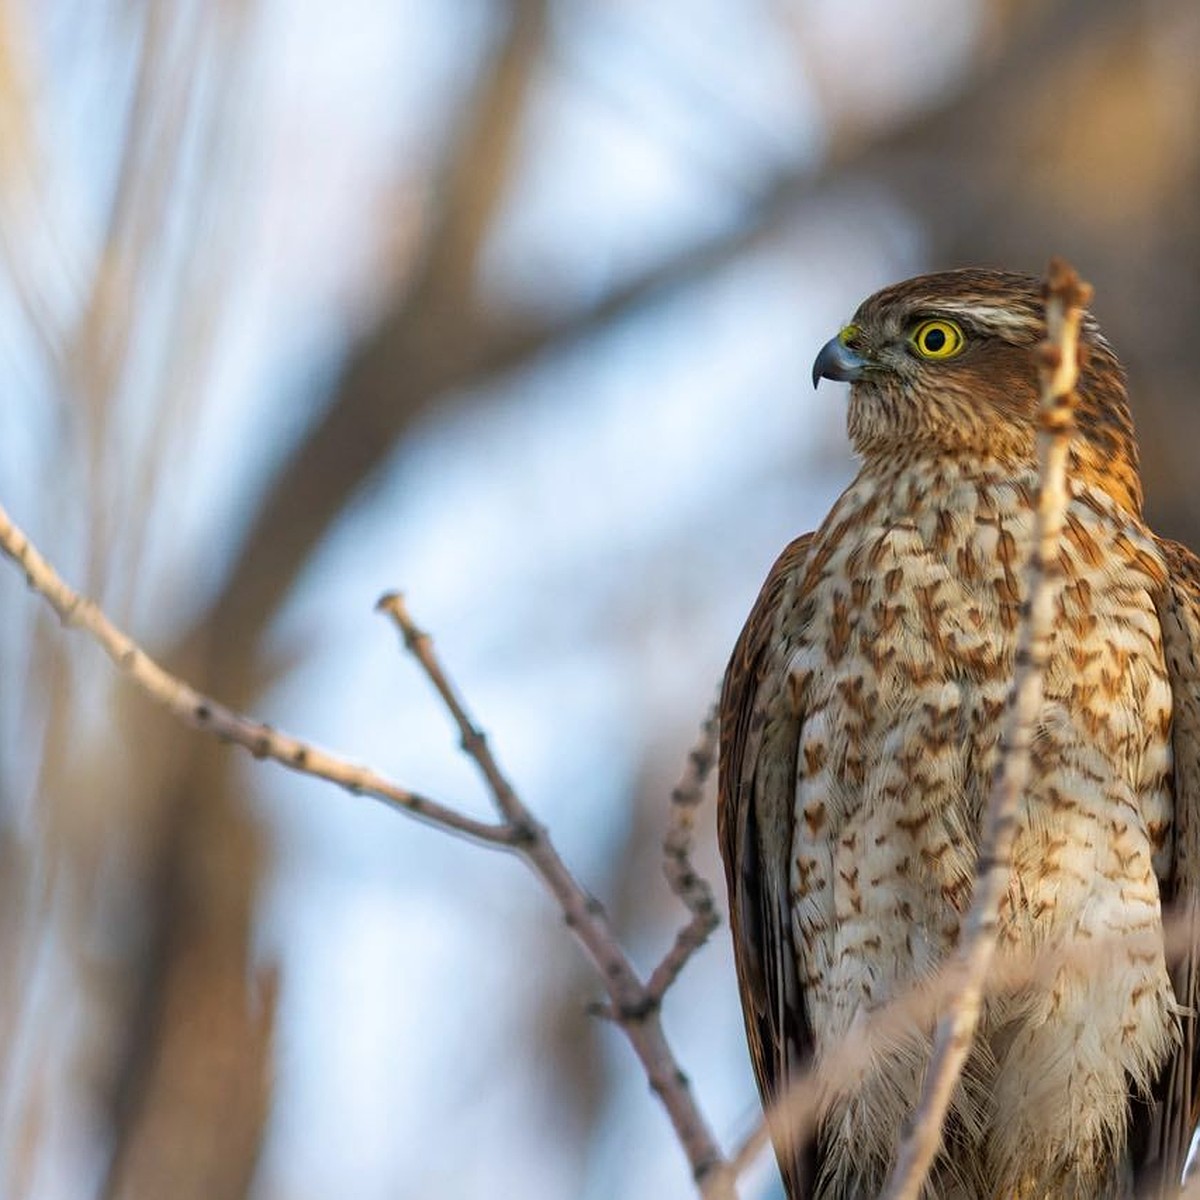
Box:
[922,303,1036,332]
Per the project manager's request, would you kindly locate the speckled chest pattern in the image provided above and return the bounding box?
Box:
[782,455,1178,1197]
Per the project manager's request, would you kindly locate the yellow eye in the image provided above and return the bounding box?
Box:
[910,318,964,360]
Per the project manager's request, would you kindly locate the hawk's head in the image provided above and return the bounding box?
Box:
[812,268,1142,513]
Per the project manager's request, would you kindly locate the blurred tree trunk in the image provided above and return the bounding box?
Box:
[96,5,549,1196]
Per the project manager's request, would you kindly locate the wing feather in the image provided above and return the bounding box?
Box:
[1136,536,1200,1195]
[718,533,817,1198]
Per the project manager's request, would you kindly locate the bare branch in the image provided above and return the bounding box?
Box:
[376,592,528,825]
[881,258,1093,1200]
[376,593,729,1189]
[0,513,733,1191]
[0,504,516,848]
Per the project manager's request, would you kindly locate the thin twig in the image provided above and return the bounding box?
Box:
[376,594,737,1190]
[375,593,528,825]
[881,258,1093,1200]
[0,504,516,847]
[647,701,721,1002]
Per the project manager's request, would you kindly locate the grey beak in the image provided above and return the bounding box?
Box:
[812,336,868,388]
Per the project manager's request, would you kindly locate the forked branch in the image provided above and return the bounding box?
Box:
[375,594,730,1191]
[0,512,730,1194]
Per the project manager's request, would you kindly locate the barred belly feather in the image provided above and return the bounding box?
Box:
[784,460,1175,1198]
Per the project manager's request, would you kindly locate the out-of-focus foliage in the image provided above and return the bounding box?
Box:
[0,2,1198,1198]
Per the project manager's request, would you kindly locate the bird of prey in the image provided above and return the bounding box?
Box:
[718,269,1200,1199]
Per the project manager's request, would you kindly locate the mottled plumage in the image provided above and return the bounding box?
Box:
[719,269,1200,1198]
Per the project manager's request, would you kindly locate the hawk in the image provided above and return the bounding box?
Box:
[718,269,1200,1199]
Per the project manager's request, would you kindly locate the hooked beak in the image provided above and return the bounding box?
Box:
[812,336,869,388]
